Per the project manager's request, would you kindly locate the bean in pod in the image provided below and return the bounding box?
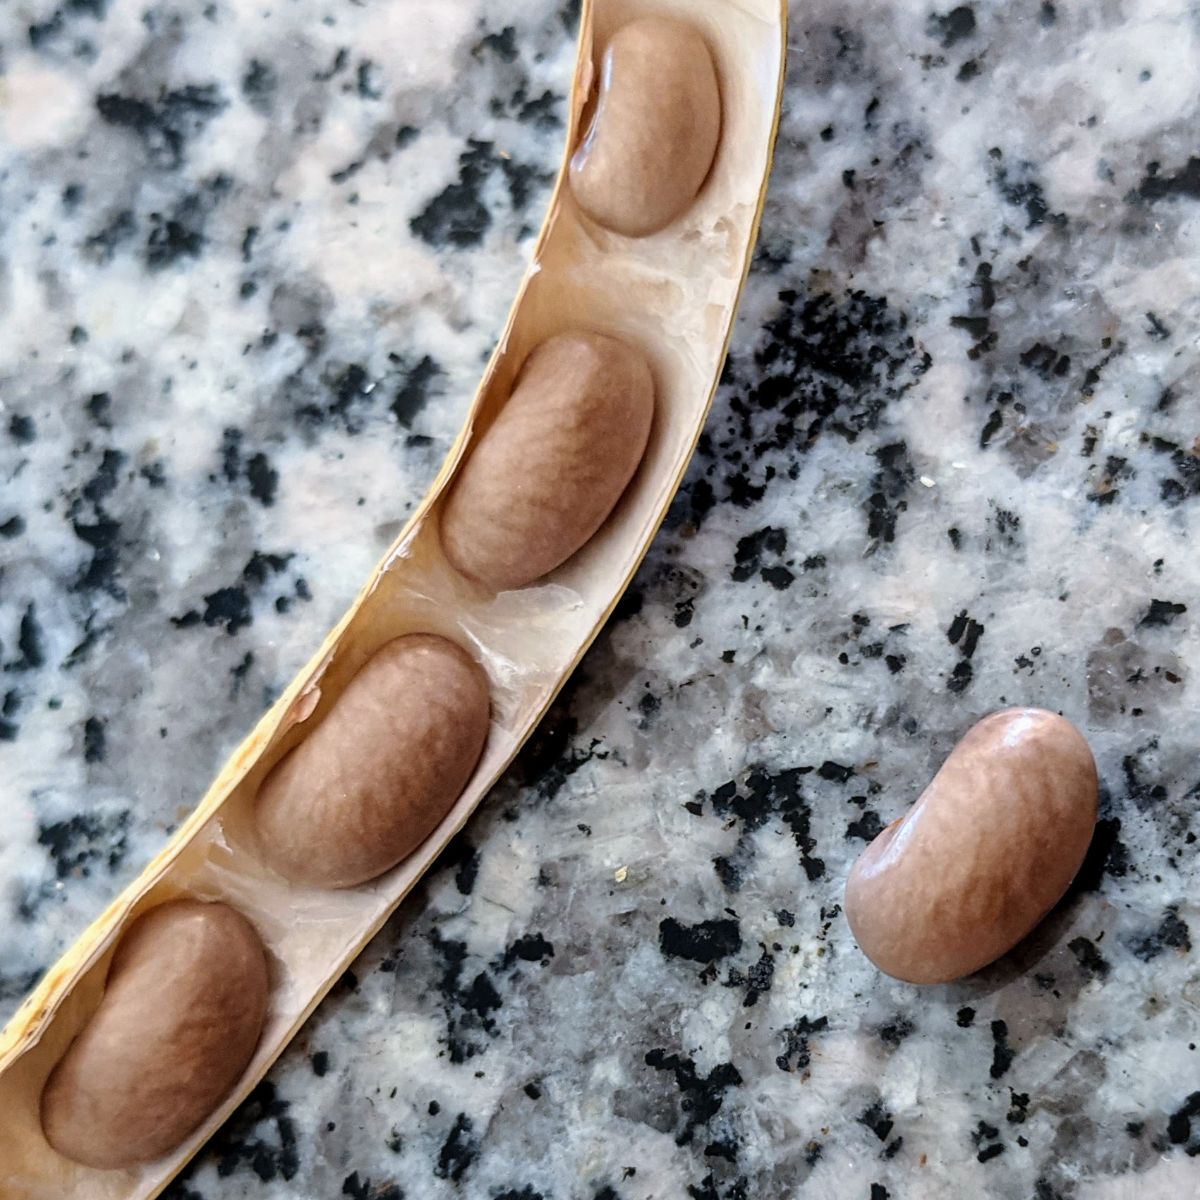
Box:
[253,633,491,888]
[845,708,1099,984]
[439,331,654,592]
[40,900,269,1169]
[569,15,721,236]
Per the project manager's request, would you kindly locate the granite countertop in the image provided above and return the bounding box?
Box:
[3,0,1200,1196]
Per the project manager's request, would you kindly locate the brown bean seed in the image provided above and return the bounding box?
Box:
[439,331,654,591]
[569,16,721,237]
[845,707,1099,984]
[254,634,490,888]
[41,900,269,1169]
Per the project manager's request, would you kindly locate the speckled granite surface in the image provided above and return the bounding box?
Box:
[3,0,1200,1196]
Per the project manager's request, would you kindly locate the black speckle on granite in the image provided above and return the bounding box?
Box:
[947,609,985,658]
[8,414,37,443]
[29,10,66,48]
[0,690,21,740]
[356,61,383,101]
[1139,599,1187,628]
[96,84,227,170]
[81,448,125,504]
[1068,936,1110,980]
[818,760,855,784]
[1165,1092,1200,1154]
[877,1016,914,1048]
[1122,744,1169,811]
[429,930,503,1064]
[36,810,129,884]
[9,604,47,672]
[246,451,278,504]
[1129,906,1191,962]
[1145,311,1172,342]
[341,1171,401,1200]
[230,648,256,696]
[503,932,555,967]
[776,1014,828,1072]
[85,392,112,428]
[219,429,278,506]
[84,209,137,262]
[710,766,825,884]
[723,945,775,1007]
[947,659,974,693]
[474,26,518,62]
[71,513,123,598]
[859,1100,894,1143]
[1020,342,1072,380]
[241,59,277,112]
[434,1112,478,1182]
[991,157,1063,229]
[1072,816,1130,891]
[868,439,912,542]
[979,407,1004,448]
[659,917,742,965]
[692,289,930,529]
[846,809,885,842]
[172,551,296,635]
[929,6,976,48]
[990,1019,1015,1079]
[82,716,106,762]
[434,835,480,896]
[390,355,441,427]
[1136,158,1200,204]
[730,526,787,584]
[145,175,231,270]
[410,139,497,249]
[971,1120,1002,1155]
[644,1049,742,1146]
[511,680,607,801]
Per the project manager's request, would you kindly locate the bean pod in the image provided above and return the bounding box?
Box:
[845,708,1099,984]
[0,4,787,1195]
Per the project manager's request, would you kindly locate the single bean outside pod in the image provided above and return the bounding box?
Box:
[40,900,269,1169]
[570,16,722,237]
[439,331,654,592]
[845,707,1099,985]
[254,634,491,889]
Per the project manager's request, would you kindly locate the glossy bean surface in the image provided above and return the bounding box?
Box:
[41,900,269,1169]
[254,634,490,888]
[845,708,1099,984]
[440,331,654,591]
[569,16,721,236]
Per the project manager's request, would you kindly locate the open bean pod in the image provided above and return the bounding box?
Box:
[0,1,787,1196]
